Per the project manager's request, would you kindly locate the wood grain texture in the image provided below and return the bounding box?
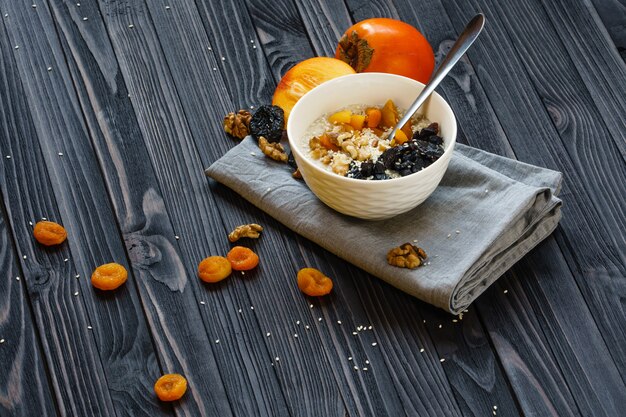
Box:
[589,0,626,61]
[0,207,58,417]
[48,0,294,415]
[540,0,626,156]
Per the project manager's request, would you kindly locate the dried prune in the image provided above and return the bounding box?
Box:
[250,105,284,142]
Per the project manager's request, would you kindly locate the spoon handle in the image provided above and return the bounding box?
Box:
[389,13,485,140]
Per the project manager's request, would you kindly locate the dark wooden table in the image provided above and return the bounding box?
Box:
[1,0,624,416]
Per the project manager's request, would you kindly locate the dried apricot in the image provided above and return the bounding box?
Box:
[227,246,259,271]
[381,99,399,128]
[349,114,366,130]
[297,268,333,296]
[328,110,352,124]
[198,256,232,283]
[393,129,409,145]
[33,221,67,246]
[91,263,128,291]
[154,373,187,402]
[319,133,339,151]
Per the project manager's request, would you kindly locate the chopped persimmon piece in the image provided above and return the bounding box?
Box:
[381,99,399,128]
[91,263,128,291]
[227,246,259,271]
[319,133,339,151]
[33,221,67,246]
[297,268,333,296]
[154,374,187,402]
[198,256,232,283]
[365,108,382,128]
[349,114,366,130]
[393,129,409,145]
[328,110,352,124]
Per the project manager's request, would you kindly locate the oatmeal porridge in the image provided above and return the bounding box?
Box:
[301,99,445,180]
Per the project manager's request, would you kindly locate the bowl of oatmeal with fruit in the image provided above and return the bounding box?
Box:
[287,72,457,220]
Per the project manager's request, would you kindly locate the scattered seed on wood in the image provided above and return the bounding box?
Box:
[200,301,206,305]
[15,277,20,281]
[371,342,377,347]
[348,357,353,361]
[503,289,508,294]
[215,339,220,344]
[0,339,5,344]
[266,332,270,337]
[74,291,79,296]
[87,326,92,330]
[440,358,445,362]
[337,320,342,325]
[82,17,88,21]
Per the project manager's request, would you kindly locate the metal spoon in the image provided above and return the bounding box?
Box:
[388,13,485,142]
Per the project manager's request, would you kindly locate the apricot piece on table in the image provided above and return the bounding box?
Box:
[91,263,128,291]
[297,268,333,296]
[198,256,232,283]
[154,373,187,402]
[33,221,67,246]
[227,246,259,271]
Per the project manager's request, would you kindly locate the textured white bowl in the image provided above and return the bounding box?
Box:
[287,73,457,220]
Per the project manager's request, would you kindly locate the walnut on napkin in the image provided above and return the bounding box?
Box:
[387,243,427,269]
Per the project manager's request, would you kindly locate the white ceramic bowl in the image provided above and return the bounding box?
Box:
[287,72,457,220]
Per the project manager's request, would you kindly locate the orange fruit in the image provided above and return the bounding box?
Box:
[91,263,128,291]
[297,268,333,296]
[154,374,187,401]
[272,57,356,123]
[33,221,67,246]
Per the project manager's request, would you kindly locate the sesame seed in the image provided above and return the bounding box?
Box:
[208,47,212,51]
[14,45,19,50]
[357,326,363,331]
[15,277,20,281]
[348,357,353,361]
[64,258,68,262]
[75,274,80,278]
[212,68,217,71]
[22,255,26,259]
[337,320,342,325]
[0,339,4,344]
[362,367,368,371]
[47,67,52,72]
[275,357,279,361]
[294,334,298,338]
[266,332,270,337]
[238,309,242,313]
[58,152,63,156]
[174,235,179,240]
[241,271,245,275]
[128,24,134,28]
[440,358,445,362]
[447,233,451,238]
[353,365,358,370]
[4,13,8,17]
[250,306,254,310]
[456,230,460,234]
[371,342,377,347]
[420,348,424,353]
[438,324,442,329]
[221,56,225,61]
[503,289,508,294]
[165,6,170,10]
[318,317,322,322]
[32,4,37,8]
[252,45,257,49]
[5,155,10,159]
[87,325,92,330]
[200,301,205,305]
[452,319,458,323]
[485,189,489,193]
[76,2,80,6]
[215,339,220,344]
[74,291,79,296]
[365,360,370,364]
[250,105,255,109]
[28,221,33,226]
[413,239,418,242]
[296,320,300,325]
[493,406,497,410]
[82,17,88,21]
[305,325,310,330]
[266,188,271,192]
[250,39,254,43]
[368,326,372,330]
[309,304,313,308]
[352,332,357,335]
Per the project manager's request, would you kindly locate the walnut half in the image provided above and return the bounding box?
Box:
[387,243,427,269]
[228,223,263,242]
[259,137,288,162]
[223,110,251,139]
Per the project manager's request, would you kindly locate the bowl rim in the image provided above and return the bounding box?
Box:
[287,72,457,185]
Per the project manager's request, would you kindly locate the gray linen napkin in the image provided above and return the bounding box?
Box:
[206,137,562,314]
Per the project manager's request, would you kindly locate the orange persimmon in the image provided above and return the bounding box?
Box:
[297,268,333,296]
[198,256,232,283]
[336,18,435,83]
[154,374,187,402]
[365,108,382,128]
[272,57,356,122]
[33,221,67,246]
[227,246,259,271]
[91,263,128,291]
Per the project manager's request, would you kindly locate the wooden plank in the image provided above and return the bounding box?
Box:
[47,0,292,415]
[540,0,626,156]
[589,0,626,62]
[0,8,120,416]
[0,205,59,417]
